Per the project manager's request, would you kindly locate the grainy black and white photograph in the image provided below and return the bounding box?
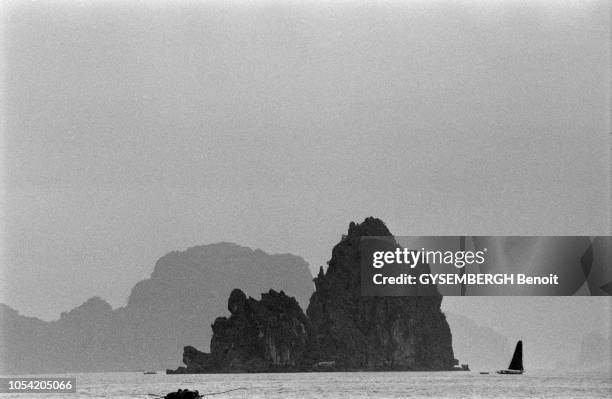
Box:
[1,1,610,398]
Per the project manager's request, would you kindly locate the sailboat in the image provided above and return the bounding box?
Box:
[497,340,524,374]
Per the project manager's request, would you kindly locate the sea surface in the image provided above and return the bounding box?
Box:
[1,370,610,399]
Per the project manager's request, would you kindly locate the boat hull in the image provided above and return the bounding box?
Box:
[496,369,523,375]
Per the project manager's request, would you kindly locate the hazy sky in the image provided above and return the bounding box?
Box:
[1,1,610,369]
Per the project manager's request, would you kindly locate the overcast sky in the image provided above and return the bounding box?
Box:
[1,1,610,369]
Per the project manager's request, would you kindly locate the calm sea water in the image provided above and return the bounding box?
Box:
[2,370,610,399]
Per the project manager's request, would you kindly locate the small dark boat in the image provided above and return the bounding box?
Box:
[479,372,489,374]
[164,389,201,399]
[496,340,524,375]
[144,371,157,374]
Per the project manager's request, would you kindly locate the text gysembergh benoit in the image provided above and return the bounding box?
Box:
[371,247,560,286]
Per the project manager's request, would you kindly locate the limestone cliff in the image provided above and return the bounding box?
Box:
[306,217,457,370]
[169,289,310,373]
[169,217,458,373]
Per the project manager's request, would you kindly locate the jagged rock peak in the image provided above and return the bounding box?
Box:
[319,217,395,283]
[307,216,457,371]
[228,289,247,314]
[346,217,392,239]
[173,289,311,373]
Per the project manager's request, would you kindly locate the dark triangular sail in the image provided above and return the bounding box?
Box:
[508,340,523,371]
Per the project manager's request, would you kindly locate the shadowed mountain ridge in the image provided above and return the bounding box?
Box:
[1,242,314,374]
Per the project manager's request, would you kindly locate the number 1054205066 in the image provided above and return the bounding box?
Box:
[0,377,76,393]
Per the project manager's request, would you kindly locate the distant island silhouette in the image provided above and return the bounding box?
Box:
[1,243,313,373]
[0,217,514,374]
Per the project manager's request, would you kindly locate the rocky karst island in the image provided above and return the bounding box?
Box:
[168,217,460,373]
